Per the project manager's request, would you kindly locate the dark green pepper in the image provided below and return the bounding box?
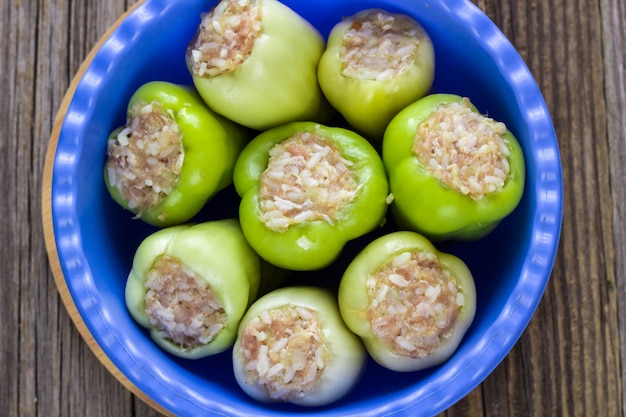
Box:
[186,0,332,131]
[233,121,389,271]
[317,8,435,142]
[338,231,476,372]
[105,81,247,227]
[125,219,262,359]
[232,286,366,406]
[382,93,526,241]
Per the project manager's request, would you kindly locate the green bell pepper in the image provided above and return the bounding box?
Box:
[104,81,248,227]
[382,93,526,241]
[338,231,476,372]
[232,286,366,406]
[317,8,435,142]
[125,219,262,359]
[233,121,390,271]
[186,0,332,131]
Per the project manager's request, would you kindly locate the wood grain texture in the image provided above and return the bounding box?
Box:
[1,0,624,416]
[602,0,626,412]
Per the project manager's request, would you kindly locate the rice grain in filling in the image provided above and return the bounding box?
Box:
[366,250,465,358]
[413,98,511,200]
[340,10,422,81]
[188,0,262,77]
[144,255,227,350]
[259,131,358,232]
[239,306,330,401]
[106,99,184,216]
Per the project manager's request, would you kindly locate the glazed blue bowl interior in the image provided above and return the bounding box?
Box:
[51,0,562,416]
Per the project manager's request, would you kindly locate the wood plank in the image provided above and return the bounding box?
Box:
[0,0,21,413]
[602,0,626,412]
[6,0,45,415]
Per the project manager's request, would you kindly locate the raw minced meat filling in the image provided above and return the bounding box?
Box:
[189,0,262,77]
[340,10,422,81]
[144,255,227,350]
[106,99,184,215]
[259,131,359,232]
[413,98,511,200]
[366,250,465,358]
[239,305,330,401]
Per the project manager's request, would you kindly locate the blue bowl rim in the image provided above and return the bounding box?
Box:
[42,0,563,416]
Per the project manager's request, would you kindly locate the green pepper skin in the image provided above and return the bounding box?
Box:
[233,121,389,271]
[105,81,248,227]
[338,231,476,372]
[382,93,526,241]
[232,286,366,406]
[125,219,262,359]
[188,0,332,131]
[317,9,435,142]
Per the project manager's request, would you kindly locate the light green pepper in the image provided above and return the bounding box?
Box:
[382,93,526,241]
[186,0,332,130]
[104,81,248,227]
[338,231,476,372]
[125,219,261,359]
[318,8,435,142]
[232,286,366,406]
[233,121,390,271]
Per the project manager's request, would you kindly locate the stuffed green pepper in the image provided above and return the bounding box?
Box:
[186,0,332,130]
[232,286,366,406]
[105,81,247,227]
[125,219,261,358]
[318,8,435,142]
[382,93,526,241]
[233,121,390,271]
[338,231,476,372]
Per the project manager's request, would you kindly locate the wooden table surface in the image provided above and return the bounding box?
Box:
[2,0,625,415]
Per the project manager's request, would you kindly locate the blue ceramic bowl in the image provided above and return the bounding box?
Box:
[43,0,562,416]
